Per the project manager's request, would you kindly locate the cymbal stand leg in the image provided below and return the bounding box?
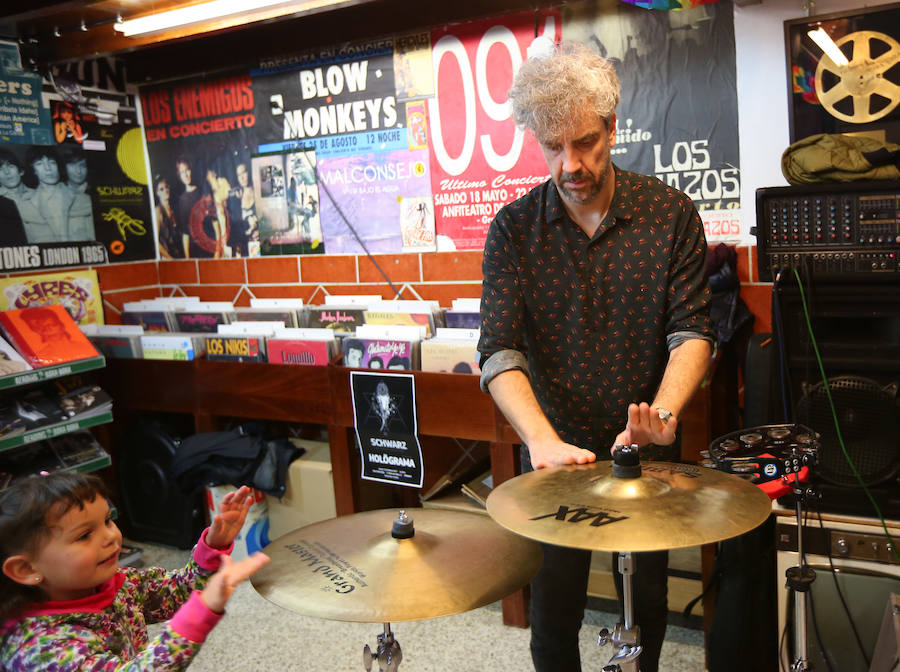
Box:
[786,493,815,672]
[363,622,403,672]
[598,552,642,672]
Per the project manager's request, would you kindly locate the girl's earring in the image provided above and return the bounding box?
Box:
[33,574,41,583]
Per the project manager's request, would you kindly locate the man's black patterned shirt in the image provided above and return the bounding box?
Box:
[478,166,713,458]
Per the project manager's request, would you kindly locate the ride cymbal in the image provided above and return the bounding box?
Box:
[486,460,772,552]
[250,508,542,623]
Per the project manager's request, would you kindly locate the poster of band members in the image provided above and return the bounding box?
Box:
[140,71,260,258]
[351,370,424,488]
[563,0,742,242]
[427,11,560,251]
[0,55,155,271]
[45,58,155,263]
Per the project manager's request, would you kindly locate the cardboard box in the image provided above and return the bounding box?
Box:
[266,439,337,540]
[206,485,269,560]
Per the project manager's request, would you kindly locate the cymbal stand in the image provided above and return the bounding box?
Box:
[363,622,402,671]
[785,486,816,672]
[597,446,644,671]
[597,552,643,671]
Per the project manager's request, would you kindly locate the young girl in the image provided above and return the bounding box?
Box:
[0,472,269,670]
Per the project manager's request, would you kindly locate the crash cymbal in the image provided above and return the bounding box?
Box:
[486,460,772,552]
[250,508,542,623]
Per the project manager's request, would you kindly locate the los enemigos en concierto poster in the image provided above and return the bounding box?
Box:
[136,0,741,259]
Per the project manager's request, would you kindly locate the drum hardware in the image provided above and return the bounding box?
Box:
[595,447,644,672]
[486,444,772,672]
[707,424,822,671]
[597,543,643,672]
[785,488,819,672]
[363,623,402,672]
[250,507,541,671]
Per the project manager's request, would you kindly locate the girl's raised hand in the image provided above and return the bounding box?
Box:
[206,486,254,549]
[200,552,270,614]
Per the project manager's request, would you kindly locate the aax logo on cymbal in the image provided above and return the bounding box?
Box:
[530,505,629,528]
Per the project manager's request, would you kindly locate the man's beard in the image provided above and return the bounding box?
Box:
[557,164,610,205]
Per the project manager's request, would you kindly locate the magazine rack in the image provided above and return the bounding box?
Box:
[0,355,112,480]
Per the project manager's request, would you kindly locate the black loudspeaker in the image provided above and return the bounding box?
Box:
[772,283,900,517]
[116,419,206,549]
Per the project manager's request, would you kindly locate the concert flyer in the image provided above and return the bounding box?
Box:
[350,370,424,488]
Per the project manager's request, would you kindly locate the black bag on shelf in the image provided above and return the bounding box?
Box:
[170,426,303,498]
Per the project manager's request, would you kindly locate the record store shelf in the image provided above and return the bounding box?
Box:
[0,355,106,391]
[0,410,114,453]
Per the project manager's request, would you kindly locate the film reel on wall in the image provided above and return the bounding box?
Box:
[814,30,900,124]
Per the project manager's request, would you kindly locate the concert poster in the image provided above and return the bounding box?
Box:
[252,39,423,254]
[0,56,155,270]
[350,370,424,488]
[44,57,155,263]
[140,69,260,259]
[318,147,433,254]
[251,38,402,158]
[563,0,742,242]
[80,122,156,263]
[427,10,560,251]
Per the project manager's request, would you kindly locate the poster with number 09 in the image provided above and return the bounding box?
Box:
[428,11,560,250]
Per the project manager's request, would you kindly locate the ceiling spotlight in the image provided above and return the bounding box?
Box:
[114,0,305,38]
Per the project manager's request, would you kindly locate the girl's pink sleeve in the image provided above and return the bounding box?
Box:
[168,591,223,643]
[192,527,234,572]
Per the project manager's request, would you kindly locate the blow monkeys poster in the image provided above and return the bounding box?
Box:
[252,38,402,157]
[252,40,427,254]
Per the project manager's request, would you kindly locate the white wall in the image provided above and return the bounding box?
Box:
[734,0,895,237]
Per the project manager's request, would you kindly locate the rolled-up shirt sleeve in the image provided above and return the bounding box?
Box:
[479,348,529,393]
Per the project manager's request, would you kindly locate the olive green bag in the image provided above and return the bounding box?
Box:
[781,132,900,184]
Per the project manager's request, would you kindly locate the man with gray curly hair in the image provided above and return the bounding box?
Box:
[478,39,714,672]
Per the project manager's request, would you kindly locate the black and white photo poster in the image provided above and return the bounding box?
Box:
[350,370,423,488]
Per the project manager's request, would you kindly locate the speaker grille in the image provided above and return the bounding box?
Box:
[797,376,900,487]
